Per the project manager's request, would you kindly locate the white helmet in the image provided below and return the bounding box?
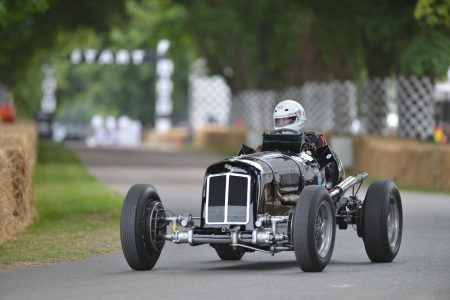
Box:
[273,100,306,133]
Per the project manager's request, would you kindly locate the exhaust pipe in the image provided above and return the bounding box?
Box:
[329,172,368,199]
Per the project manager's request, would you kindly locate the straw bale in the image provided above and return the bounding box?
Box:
[0,121,37,166]
[354,135,450,192]
[9,147,34,219]
[142,127,189,147]
[437,147,450,192]
[195,124,245,151]
[0,147,35,244]
[0,150,16,243]
[0,121,37,244]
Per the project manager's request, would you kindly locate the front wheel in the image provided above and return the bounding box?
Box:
[362,179,402,262]
[292,186,336,272]
[120,184,166,270]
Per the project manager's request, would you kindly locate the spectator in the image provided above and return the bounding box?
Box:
[434,122,448,144]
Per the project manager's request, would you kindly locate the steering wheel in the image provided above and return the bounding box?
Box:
[270,128,299,134]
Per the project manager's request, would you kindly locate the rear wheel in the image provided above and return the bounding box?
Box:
[120,184,166,270]
[362,179,402,262]
[213,244,245,260]
[293,186,335,272]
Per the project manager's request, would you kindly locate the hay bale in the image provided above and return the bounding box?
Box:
[142,127,189,147]
[195,124,228,150]
[437,147,450,192]
[0,150,16,244]
[225,129,246,150]
[0,147,35,244]
[0,121,37,244]
[397,143,439,189]
[0,121,37,166]
[195,124,246,151]
[354,135,450,192]
[9,147,34,220]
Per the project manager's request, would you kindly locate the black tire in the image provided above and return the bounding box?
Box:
[213,244,245,260]
[362,179,402,262]
[120,184,166,270]
[293,186,336,272]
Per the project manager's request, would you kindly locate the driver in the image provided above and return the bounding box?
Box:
[273,99,327,154]
[272,99,341,187]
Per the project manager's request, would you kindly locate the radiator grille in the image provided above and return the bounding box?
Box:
[206,173,250,224]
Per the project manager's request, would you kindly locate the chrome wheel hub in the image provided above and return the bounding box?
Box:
[387,196,400,249]
[315,201,333,257]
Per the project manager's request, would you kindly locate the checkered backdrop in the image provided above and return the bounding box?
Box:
[189,76,436,140]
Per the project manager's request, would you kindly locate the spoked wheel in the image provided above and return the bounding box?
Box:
[362,179,402,262]
[120,184,167,270]
[213,244,245,261]
[293,186,336,272]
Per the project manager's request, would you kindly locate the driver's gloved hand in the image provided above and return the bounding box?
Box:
[302,143,316,156]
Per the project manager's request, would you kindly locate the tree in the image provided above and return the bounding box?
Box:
[0,0,127,114]
[3,0,449,120]
[415,0,450,28]
[175,0,450,89]
[401,0,450,78]
[175,0,346,93]
[54,0,193,126]
[0,0,127,84]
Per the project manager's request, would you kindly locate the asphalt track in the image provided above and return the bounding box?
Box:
[1,145,450,300]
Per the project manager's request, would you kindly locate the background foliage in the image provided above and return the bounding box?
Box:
[0,0,449,124]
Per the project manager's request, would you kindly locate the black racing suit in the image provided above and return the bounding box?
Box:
[303,132,341,188]
[304,132,327,153]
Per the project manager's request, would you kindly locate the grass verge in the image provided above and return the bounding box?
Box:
[0,141,123,269]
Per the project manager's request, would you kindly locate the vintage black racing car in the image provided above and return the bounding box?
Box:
[120,131,403,272]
